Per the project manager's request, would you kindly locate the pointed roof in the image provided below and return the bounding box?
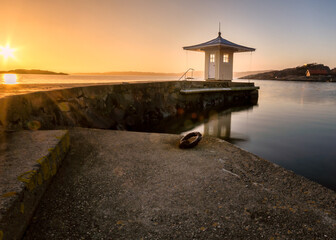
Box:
[183,32,255,53]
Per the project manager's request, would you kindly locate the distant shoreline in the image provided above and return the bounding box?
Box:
[0,69,273,78]
[72,71,205,77]
[0,69,68,75]
[239,63,336,82]
[74,71,180,76]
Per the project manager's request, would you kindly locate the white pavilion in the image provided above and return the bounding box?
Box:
[183,32,255,81]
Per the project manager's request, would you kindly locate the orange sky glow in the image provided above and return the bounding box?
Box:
[1,0,335,74]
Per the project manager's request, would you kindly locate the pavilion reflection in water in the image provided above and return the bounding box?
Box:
[181,105,255,143]
[204,111,231,139]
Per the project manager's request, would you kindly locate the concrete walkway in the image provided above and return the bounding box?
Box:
[23,129,336,239]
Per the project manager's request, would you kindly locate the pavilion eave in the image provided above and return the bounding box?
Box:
[183,32,255,53]
[183,44,255,53]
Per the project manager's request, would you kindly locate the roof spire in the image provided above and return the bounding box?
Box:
[218,22,221,37]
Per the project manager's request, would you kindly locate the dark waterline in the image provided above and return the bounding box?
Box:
[163,80,336,191]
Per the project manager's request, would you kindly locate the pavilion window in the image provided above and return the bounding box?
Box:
[210,54,215,63]
[223,53,229,63]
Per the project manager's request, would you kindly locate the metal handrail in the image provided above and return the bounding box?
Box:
[179,68,194,80]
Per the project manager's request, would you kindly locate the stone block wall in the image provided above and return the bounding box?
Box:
[0,81,258,131]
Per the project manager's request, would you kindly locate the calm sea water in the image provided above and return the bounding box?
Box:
[182,79,336,191]
[2,74,182,84]
[2,74,336,190]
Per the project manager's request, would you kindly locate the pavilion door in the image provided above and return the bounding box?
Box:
[208,53,215,79]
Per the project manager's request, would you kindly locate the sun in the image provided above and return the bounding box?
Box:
[0,44,16,60]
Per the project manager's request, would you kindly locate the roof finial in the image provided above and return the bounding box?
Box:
[218,22,221,37]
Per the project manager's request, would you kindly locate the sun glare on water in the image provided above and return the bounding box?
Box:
[2,74,18,84]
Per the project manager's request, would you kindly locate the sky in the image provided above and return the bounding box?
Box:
[0,0,335,73]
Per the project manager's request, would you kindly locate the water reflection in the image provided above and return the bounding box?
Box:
[2,74,18,84]
[182,105,254,143]
[204,111,231,138]
[173,80,336,191]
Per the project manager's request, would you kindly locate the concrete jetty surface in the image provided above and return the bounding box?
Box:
[23,129,335,239]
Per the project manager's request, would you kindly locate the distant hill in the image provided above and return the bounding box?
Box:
[233,70,272,79]
[0,69,68,75]
[240,63,336,82]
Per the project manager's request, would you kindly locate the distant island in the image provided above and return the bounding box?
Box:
[240,63,336,82]
[0,69,68,75]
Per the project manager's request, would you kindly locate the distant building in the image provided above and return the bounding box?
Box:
[306,69,329,77]
[331,69,336,75]
[183,32,255,81]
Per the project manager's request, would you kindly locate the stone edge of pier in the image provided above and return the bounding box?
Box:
[0,130,70,240]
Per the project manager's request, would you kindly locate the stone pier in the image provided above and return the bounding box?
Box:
[0,81,258,131]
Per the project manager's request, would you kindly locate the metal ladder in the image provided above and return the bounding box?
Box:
[179,68,194,81]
